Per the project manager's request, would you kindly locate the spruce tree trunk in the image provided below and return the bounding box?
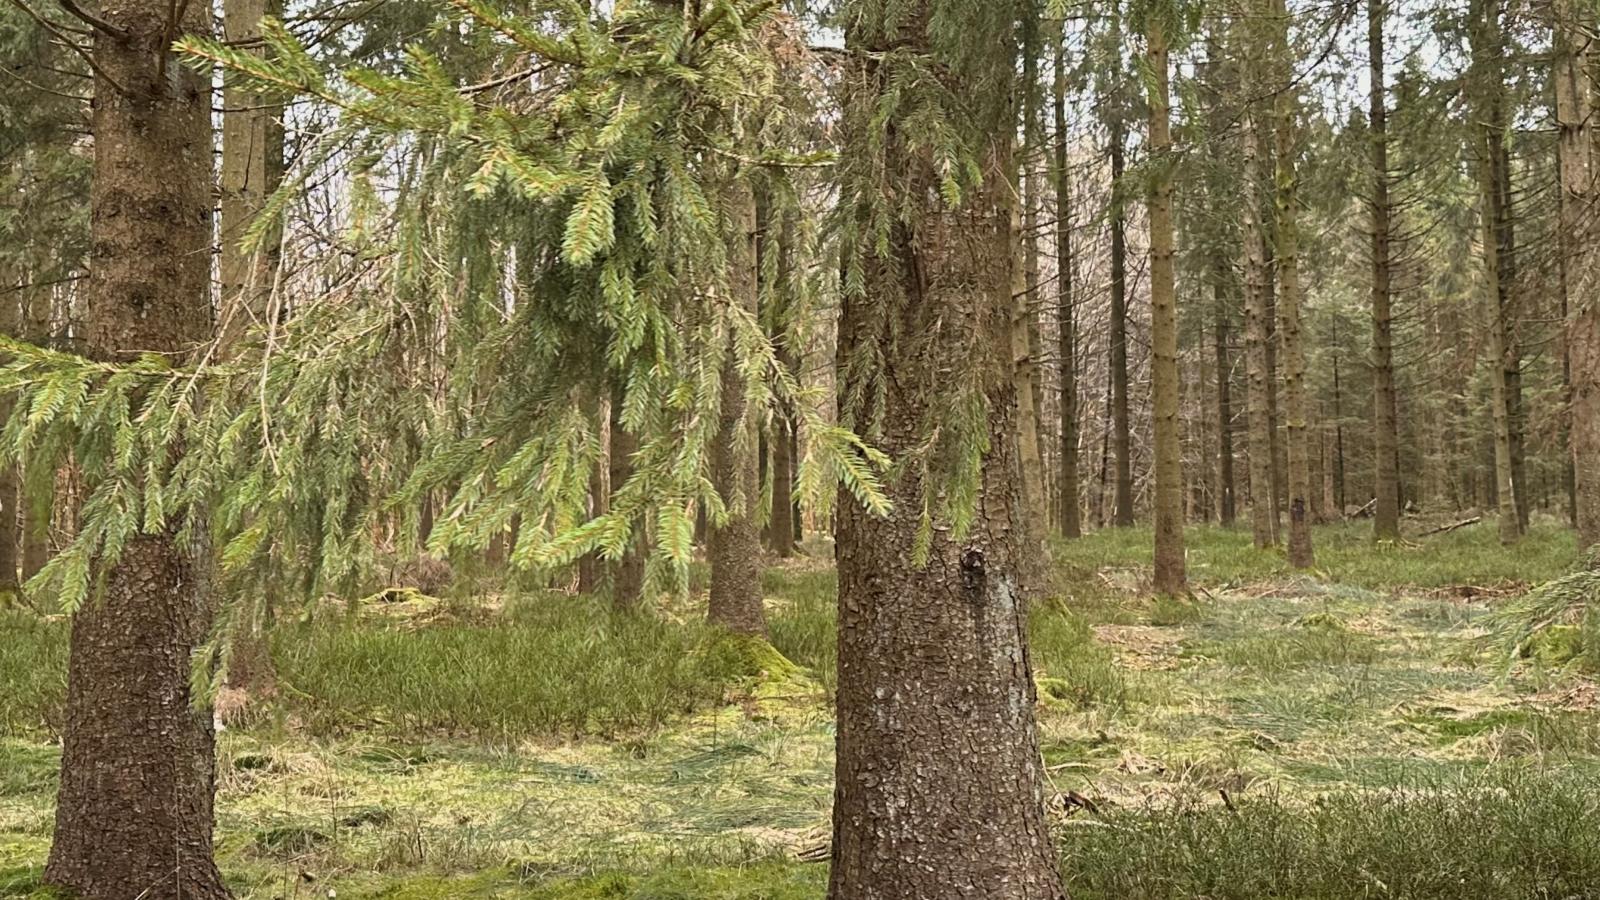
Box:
[0,290,19,599]
[1147,19,1186,594]
[768,211,798,558]
[218,0,285,697]
[218,0,283,350]
[44,0,230,894]
[608,386,645,609]
[1494,137,1529,532]
[577,395,607,594]
[829,7,1066,896]
[1470,0,1522,545]
[1109,116,1135,528]
[1555,0,1599,549]
[21,291,51,582]
[1213,277,1237,526]
[1262,238,1283,542]
[708,183,767,638]
[1242,97,1276,549]
[1368,0,1401,541]
[1021,29,1050,523]
[1270,0,1314,568]
[1054,29,1081,539]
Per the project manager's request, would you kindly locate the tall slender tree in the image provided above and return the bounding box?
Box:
[43,0,231,893]
[1107,0,1136,528]
[1055,24,1082,539]
[1269,0,1314,567]
[1469,0,1522,545]
[1368,0,1401,541]
[1555,0,1597,549]
[708,181,768,637]
[1242,68,1277,549]
[1147,7,1186,594]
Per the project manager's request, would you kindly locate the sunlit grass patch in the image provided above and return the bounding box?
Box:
[1059,768,1600,899]
[0,612,65,737]
[1054,521,1576,596]
[765,567,836,698]
[273,596,759,740]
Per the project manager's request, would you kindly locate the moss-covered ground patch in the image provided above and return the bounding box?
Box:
[4,522,1600,898]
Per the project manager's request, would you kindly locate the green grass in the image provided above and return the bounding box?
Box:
[0,612,64,737]
[272,594,760,740]
[1054,520,1577,597]
[765,567,837,697]
[1059,769,1600,899]
[5,523,1600,898]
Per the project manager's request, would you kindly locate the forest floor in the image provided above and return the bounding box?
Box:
[6,520,1600,898]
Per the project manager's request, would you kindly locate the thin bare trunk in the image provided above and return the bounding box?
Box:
[1242,96,1276,549]
[1054,29,1081,539]
[1148,19,1186,594]
[1555,0,1599,550]
[708,183,768,638]
[1270,0,1313,568]
[1369,0,1401,540]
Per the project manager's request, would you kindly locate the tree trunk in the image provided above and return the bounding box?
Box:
[707,183,768,638]
[829,6,1066,896]
[609,386,645,609]
[1368,0,1401,541]
[1213,277,1237,527]
[1494,134,1529,533]
[45,0,230,893]
[1147,19,1186,594]
[1109,12,1135,528]
[577,395,608,594]
[218,0,285,698]
[1242,95,1276,549]
[1262,239,1283,543]
[1555,0,1599,550]
[1470,0,1522,545]
[218,0,283,350]
[1023,27,1050,523]
[0,290,19,599]
[1271,0,1314,568]
[21,290,52,582]
[1054,28,1081,539]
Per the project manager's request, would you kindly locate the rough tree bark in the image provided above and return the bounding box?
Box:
[218,0,286,698]
[1270,0,1314,568]
[608,385,646,609]
[1147,16,1187,594]
[1242,94,1277,549]
[1213,276,1237,526]
[1108,6,1135,528]
[44,0,231,893]
[828,5,1067,897]
[1054,27,1081,539]
[1470,0,1522,545]
[707,183,768,638]
[0,290,19,598]
[1554,0,1599,550]
[218,0,283,350]
[767,211,798,558]
[1368,0,1401,541]
[21,291,51,581]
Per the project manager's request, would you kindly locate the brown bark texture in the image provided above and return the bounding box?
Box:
[828,7,1066,897]
[1147,21,1187,594]
[707,183,768,638]
[45,0,230,893]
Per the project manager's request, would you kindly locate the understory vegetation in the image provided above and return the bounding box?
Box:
[4,520,1598,898]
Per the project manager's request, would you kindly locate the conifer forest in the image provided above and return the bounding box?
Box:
[12,0,1600,896]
